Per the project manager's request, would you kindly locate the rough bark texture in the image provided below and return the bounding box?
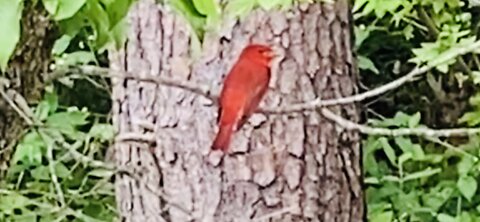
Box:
[111,0,363,221]
[0,2,54,176]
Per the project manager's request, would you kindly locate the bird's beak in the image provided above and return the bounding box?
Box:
[264,50,279,59]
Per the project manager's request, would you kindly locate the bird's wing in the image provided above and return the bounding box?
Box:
[236,69,270,129]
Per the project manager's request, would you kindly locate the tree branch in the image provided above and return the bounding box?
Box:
[47,39,480,115]
[59,140,193,218]
[3,39,480,147]
[0,79,34,125]
[47,65,216,102]
[320,108,480,137]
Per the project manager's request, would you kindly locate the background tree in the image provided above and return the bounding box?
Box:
[0,0,54,177]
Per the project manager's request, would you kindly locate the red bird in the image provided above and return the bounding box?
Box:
[212,44,276,152]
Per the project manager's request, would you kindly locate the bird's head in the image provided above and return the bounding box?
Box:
[240,44,277,67]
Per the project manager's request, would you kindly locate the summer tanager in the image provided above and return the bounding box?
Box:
[212,44,276,151]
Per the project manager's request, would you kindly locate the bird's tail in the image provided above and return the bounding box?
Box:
[212,123,234,152]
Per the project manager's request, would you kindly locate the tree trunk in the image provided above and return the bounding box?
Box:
[111,0,363,221]
[0,2,54,176]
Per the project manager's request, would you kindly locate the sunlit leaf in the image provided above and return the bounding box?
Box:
[225,0,255,19]
[437,213,457,222]
[457,176,477,201]
[52,34,73,55]
[358,55,379,74]
[0,0,23,71]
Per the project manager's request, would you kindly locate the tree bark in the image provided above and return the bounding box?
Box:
[0,2,54,176]
[111,0,363,221]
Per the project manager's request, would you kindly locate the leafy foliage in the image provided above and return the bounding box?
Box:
[364,113,480,221]
[1,89,116,221]
[170,0,295,39]
[0,0,134,73]
[355,0,480,221]
[0,1,125,221]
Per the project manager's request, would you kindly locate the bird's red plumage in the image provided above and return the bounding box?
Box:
[212,44,275,152]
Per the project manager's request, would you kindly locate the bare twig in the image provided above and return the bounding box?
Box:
[48,65,215,102]
[4,42,480,139]
[59,142,193,218]
[46,143,66,206]
[424,136,477,159]
[115,132,156,143]
[320,108,480,137]
[0,87,34,125]
[264,40,480,114]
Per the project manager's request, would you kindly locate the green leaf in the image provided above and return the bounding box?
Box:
[423,184,454,211]
[31,166,51,181]
[45,91,59,113]
[35,101,51,121]
[433,1,444,13]
[379,137,397,167]
[459,112,480,126]
[257,0,283,10]
[457,176,477,201]
[411,144,425,160]
[39,127,65,145]
[459,212,472,222]
[364,177,380,184]
[103,0,133,27]
[395,112,413,125]
[42,0,59,14]
[89,124,115,141]
[408,112,421,128]
[84,0,111,51]
[225,0,255,18]
[110,17,128,50]
[437,213,457,222]
[46,111,89,139]
[47,0,87,20]
[394,137,414,153]
[47,111,89,127]
[0,193,31,213]
[13,132,45,165]
[398,152,412,167]
[0,0,23,71]
[370,211,393,222]
[458,156,475,176]
[52,34,73,55]
[192,0,219,16]
[55,162,71,178]
[13,144,43,166]
[11,213,37,222]
[403,167,441,181]
[403,24,414,40]
[58,13,86,37]
[358,55,379,74]
[352,0,368,13]
[354,25,371,48]
[437,63,450,73]
[471,71,480,85]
